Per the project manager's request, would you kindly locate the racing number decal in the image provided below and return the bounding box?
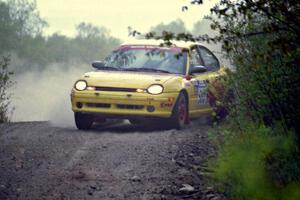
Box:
[193,79,208,106]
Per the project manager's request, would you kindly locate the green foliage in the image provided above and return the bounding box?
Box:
[205,1,300,199]
[214,19,299,138]
[0,0,47,54]
[6,0,48,37]
[0,0,121,73]
[266,147,300,187]
[0,56,13,123]
[206,0,299,137]
[210,124,300,200]
[150,19,189,35]
[0,1,18,53]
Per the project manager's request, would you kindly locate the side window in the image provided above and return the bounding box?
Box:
[198,46,220,71]
[190,48,203,67]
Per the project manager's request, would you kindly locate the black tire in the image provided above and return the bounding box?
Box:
[170,93,189,130]
[74,112,93,130]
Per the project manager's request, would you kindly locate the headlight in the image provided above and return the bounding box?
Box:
[147,84,164,95]
[74,80,87,91]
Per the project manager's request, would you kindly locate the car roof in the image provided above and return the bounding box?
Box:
[121,38,207,49]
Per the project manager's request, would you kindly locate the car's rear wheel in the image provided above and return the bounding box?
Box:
[170,93,188,130]
[74,112,93,130]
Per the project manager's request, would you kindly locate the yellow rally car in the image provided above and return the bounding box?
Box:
[71,39,226,130]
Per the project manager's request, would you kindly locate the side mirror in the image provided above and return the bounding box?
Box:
[190,65,207,74]
[92,61,105,69]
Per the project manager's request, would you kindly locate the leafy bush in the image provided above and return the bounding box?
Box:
[266,147,300,187]
[201,1,300,197]
[0,56,13,123]
[0,0,121,73]
[210,124,300,200]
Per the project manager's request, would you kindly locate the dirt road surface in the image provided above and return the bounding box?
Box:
[0,120,214,200]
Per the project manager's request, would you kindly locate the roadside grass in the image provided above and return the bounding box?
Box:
[208,123,300,200]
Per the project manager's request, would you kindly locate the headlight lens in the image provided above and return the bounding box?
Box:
[147,84,164,95]
[75,80,87,91]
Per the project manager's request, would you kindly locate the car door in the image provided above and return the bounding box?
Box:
[189,45,221,117]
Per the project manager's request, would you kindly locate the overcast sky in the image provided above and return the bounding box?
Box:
[36,0,218,40]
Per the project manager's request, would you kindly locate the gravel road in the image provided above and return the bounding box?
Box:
[0,119,214,200]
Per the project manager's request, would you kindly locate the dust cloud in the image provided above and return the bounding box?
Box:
[10,62,90,127]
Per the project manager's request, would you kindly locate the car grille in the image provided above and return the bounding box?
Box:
[85,103,144,110]
[95,87,137,92]
[116,104,144,110]
[86,103,111,108]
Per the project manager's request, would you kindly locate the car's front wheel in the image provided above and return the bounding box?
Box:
[170,93,189,130]
[74,112,93,130]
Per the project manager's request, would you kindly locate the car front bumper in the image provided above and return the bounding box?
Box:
[71,89,179,118]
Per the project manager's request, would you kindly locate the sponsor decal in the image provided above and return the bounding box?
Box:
[193,79,208,105]
[161,102,173,108]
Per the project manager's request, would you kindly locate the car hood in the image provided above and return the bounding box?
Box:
[82,71,178,88]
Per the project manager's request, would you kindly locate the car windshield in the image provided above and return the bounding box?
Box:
[103,46,187,75]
